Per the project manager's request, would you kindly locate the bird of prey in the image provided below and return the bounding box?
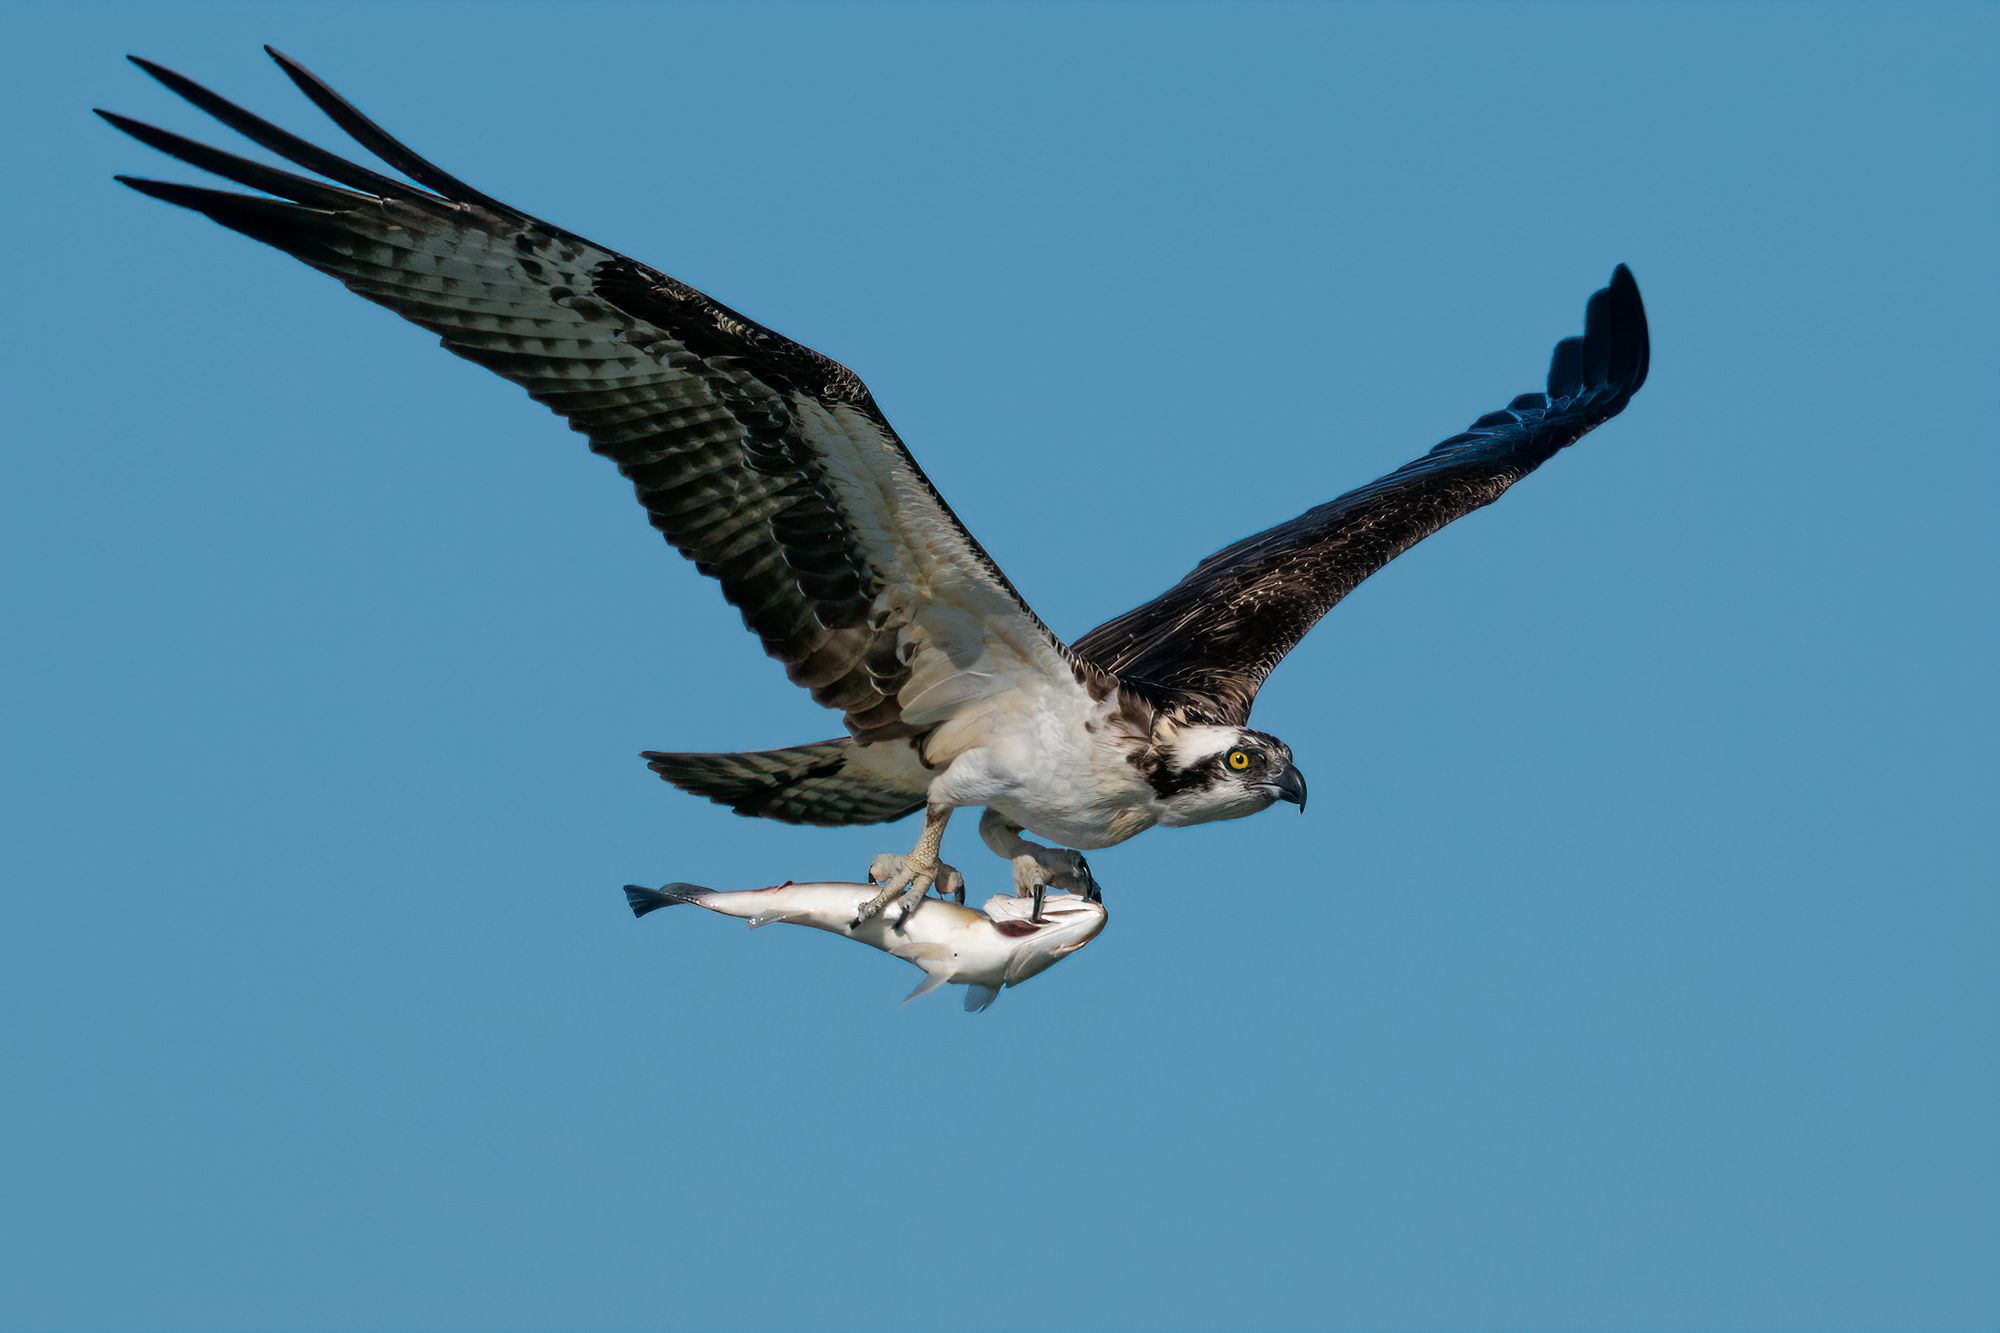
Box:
[104,50,1650,924]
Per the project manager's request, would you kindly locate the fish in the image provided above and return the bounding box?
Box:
[622,880,1107,1012]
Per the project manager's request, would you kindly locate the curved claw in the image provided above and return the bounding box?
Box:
[850,866,918,928]
[1075,855,1101,903]
[892,881,932,927]
[937,865,966,905]
[852,854,960,929]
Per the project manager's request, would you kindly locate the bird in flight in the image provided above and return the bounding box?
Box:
[104,49,1650,925]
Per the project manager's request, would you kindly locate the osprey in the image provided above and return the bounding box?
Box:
[105,50,1650,923]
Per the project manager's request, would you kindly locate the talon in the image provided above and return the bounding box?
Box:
[850,871,913,927]
[1030,883,1046,923]
[891,875,937,929]
[1076,855,1102,903]
[859,816,959,928]
[938,866,967,906]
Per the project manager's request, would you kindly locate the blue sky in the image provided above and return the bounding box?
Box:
[4,2,1995,1330]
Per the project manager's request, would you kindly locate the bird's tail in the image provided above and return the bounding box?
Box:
[622,883,709,918]
[642,739,925,827]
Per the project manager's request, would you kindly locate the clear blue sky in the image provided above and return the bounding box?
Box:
[4,3,1995,1330]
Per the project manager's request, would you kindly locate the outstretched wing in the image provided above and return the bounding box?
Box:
[1074,266,1649,725]
[104,49,1088,749]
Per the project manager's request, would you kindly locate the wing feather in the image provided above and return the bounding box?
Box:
[106,51,1091,749]
[1074,266,1650,724]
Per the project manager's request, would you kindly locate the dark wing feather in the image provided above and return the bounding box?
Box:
[1073,266,1650,725]
[105,51,1086,748]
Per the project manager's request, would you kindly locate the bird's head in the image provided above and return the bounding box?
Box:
[1145,722,1308,827]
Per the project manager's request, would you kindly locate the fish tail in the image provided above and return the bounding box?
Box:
[622,883,708,919]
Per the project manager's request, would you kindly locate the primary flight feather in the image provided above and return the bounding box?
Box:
[105,49,1650,922]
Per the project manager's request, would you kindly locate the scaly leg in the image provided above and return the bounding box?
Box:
[978,810,1100,902]
[866,853,965,905]
[851,804,956,928]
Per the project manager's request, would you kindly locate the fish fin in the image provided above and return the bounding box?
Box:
[747,911,802,930]
[623,883,707,919]
[902,973,949,1005]
[962,984,1001,1013]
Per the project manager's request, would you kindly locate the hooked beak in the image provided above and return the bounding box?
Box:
[1267,763,1308,812]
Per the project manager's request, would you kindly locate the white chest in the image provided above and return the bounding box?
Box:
[929,693,1159,849]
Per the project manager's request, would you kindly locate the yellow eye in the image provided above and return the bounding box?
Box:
[1227,749,1252,771]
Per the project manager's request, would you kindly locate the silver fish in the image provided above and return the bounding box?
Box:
[623,880,1107,1012]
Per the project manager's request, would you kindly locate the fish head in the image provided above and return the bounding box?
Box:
[981,892,1110,986]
